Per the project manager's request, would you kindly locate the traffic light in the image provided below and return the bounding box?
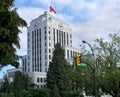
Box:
[76,53,81,66]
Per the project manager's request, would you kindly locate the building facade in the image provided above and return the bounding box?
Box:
[6,68,22,83]
[22,11,80,87]
[22,55,27,73]
[27,11,74,73]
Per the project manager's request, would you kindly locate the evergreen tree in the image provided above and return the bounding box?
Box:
[0,0,27,68]
[52,85,60,97]
[47,43,71,96]
[13,71,30,97]
[0,76,12,93]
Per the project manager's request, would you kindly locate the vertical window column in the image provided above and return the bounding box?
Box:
[67,50,69,58]
[59,30,61,45]
[35,30,37,71]
[64,32,66,46]
[53,28,55,47]
[57,29,58,43]
[67,33,69,46]
[39,28,41,72]
[37,29,39,71]
[70,34,72,47]
[61,31,63,46]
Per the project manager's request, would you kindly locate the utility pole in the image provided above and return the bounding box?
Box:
[82,40,97,97]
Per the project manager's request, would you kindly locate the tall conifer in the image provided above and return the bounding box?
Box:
[0,0,27,68]
[47,43,71,96]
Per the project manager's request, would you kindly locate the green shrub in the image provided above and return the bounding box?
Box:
[20,88,52,97]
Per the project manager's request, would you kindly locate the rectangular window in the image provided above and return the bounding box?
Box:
[57,29,58,43]
[70,34,72,38]
[62,31,63,46]
[67,33,69,46]
[39,28,41,34]
[45,68,48,72]
[45,36,47,40]
[45,48,47,53]
[45,55,47,60]
[64,32,66,46]
[45,31,47,34]
[44,78,46,82]
[41,78,43,83]
[28,68,30,72]
[59,30,61,44]
[37,78,39,83]
[49,55,51,60]
[49,49,51,53]
[67,50,69,58]
[28,33,30,37]
[53,28,55,46]
[28,38,30,42]
[45,62,47,66]
[70,51,72,57]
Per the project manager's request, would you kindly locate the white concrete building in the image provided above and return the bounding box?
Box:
[22,55,27,73]
[28,72,46,88]
[27,11,73,73]
[22,11,80,88]
[6,68,22,83]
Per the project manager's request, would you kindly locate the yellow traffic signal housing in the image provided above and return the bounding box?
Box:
[76,53,81,66]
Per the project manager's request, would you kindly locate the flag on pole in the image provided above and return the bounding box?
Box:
[69,57,74,65]
[50,6,56,14]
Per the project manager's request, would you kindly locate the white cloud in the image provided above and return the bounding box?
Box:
[31,0,51,8]
[16,0,120,54]
[15,0,25,5]
[1,0,120,79]
[17,27,27,56]
[17,7,44,25]
[16,7,44,56]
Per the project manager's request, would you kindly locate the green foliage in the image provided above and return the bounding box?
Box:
[20,90,33,97]
[70,33,120,96]
[47,43,72,97]
[0,0,27,68]
[52,85,60,97]
[95,33,120,97]
[13,71,30,97]
[62,91,82,97]
[0,71,31,97]
[70,54,94,96]
[20,88,81,97]
[20,88,52,97]
[98,66,120,97]
[0,76,12,93]
[95,33,120,67]
[0,93,14,97]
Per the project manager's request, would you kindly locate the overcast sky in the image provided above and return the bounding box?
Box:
[15,0,120,54]
[0,0,120,78]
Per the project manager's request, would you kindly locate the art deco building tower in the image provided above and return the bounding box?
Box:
[27,11,73,73]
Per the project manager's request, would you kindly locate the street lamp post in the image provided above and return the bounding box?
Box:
[82,40,97,97]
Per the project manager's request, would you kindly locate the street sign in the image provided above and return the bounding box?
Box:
[80,63,88,67]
